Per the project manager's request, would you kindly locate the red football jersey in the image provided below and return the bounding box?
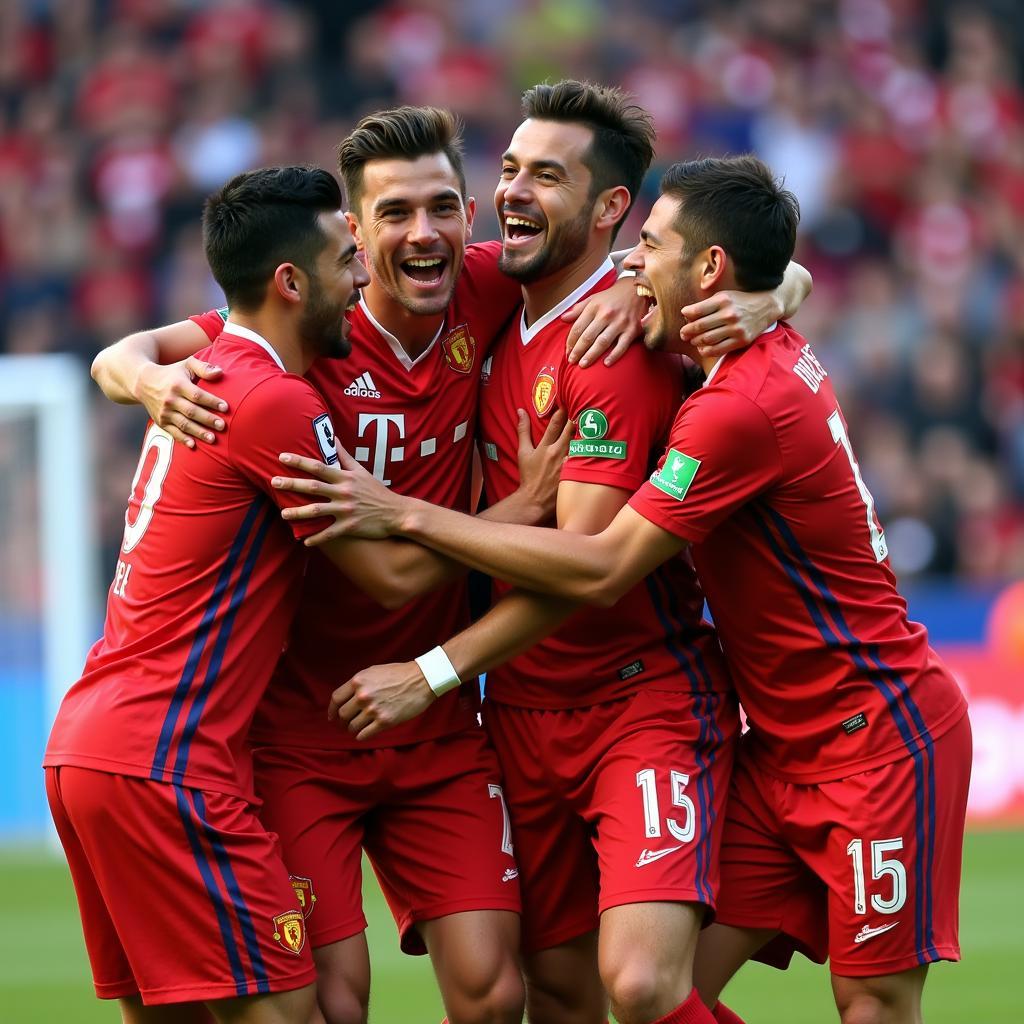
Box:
[44,327,337,799]
[478,259,731,708]
[191,241,521,749]
[629,323,967,782]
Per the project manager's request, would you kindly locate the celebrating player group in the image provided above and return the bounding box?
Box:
[47,78,971,1024]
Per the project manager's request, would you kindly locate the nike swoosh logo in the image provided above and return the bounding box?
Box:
[635,846,683,867]
[853,922,899,943]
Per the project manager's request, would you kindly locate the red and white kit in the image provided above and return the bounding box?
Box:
[191,241,522,954]
[477,259,738,953]
[630,322,971,975]
[45,326,333,1002]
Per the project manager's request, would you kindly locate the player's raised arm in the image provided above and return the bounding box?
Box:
[271,411,567,607]
[91,316,228,447]
[681,259,812,358]
[562,272,647,368]
[274,440,683,605]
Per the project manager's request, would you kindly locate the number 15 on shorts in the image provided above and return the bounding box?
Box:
[636,769,696,842]
[847,836,907,915]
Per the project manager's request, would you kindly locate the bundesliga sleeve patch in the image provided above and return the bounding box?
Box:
[312,413,339,465]
[651,448,700,500]
[568,407,628,459]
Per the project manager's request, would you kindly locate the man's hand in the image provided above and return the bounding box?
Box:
[680,288,784,358]
[328,661,437,740]
[273,448,407,543]
[134,357,227,447]
[515,407,572,521]
[563,275,646,368]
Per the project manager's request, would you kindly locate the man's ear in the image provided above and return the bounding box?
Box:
[464,195,477,240]
[273,262,304,305]
[345,211,365,251]
[594,185,631,233]
[698,245,728,292]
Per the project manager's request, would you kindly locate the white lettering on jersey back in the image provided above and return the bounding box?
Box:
[112,559,132,598]
[353,413,405,485]
[792,343,829,394]
[344,372,381,399]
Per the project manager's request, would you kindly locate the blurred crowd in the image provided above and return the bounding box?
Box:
[2,0,1024,584]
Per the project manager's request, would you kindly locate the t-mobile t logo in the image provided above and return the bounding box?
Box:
[353,413,405,485]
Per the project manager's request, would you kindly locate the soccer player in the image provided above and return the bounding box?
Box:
[277,87,811,1024]
[91,102,804,1024]
[295,156,973,1024]
[44,165,371,1023]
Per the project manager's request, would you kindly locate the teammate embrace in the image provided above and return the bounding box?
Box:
[51,81,970,1024]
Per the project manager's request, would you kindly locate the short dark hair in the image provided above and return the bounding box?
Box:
[338,106,467,215]
[521,80,655,239]
[659,156,799,291]
[202,166,343,311]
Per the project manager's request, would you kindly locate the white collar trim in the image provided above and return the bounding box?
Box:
[519,257,615,345]
[359,296,444,370]
[223,321,285,371]
[702,321,778,387]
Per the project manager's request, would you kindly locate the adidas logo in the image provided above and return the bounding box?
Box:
[344,372,381,399]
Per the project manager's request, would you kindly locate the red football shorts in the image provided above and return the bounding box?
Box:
[45,766,316,1005]
[715,711,972,977]
[483,687,739,954]
[250,727,521,955]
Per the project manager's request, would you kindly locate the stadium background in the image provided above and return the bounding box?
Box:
[0,0,1021,1020]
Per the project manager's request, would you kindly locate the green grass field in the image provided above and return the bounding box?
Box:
[3,830,1020,1022]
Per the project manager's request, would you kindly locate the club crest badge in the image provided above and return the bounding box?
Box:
[532,367,557,417]
[272,910,306,955]
[289,875,317,919]
[442,324,475,374]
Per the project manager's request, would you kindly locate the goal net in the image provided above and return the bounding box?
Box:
[0,354,99,841]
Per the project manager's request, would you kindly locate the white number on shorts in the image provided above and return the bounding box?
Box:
[846,837,907,915]
[488,784,514,856]
[827,409,887,562]
[635,769,696,843]
[122,423,175,554]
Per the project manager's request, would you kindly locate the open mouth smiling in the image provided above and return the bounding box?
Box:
[503,214,545,244]
[400,255,447,286]
[636,281,658,327]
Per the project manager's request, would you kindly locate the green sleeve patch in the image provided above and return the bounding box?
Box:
[650,448,700,500]
[578,407,608,439]
[568,439,627,459]
[216,306,229,322]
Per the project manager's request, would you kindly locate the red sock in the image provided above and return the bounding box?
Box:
[711,1002,747,1024]
[652,987,716,1023]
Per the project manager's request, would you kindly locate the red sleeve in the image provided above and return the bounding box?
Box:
[629,388,782,543]
[558,346,682,491]
[189,307,229,343]
[458,241,521,355]
[227,375,336,540]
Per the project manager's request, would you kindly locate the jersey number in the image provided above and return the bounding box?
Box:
[636,769,695,842]
[846,837,907,914]
[122,424,174,553]
[828,409,887,562]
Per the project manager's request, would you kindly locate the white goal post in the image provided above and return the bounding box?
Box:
[0,354,99,755]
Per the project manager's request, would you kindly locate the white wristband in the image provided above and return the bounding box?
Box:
[414,646,462,696]
[617,268,637,279]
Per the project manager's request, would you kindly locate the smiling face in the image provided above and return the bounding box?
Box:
[624,194,702,353]
[495,118,598,283]
[351,152,473,317]
[300,210,369,360]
